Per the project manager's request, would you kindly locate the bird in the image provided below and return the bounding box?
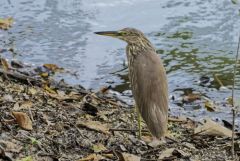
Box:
[95,28,168,141]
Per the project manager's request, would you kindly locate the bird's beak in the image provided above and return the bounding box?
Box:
[94,31,120,37]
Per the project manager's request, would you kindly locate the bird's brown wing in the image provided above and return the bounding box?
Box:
[130,51,168,138]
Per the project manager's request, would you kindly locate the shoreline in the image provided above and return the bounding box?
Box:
[0,58,237,161]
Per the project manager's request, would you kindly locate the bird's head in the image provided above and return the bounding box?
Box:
[95,28,150,45]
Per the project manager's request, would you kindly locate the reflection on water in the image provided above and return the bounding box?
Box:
[0,0,240,123]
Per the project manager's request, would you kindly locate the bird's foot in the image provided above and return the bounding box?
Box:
[148,137,166,148]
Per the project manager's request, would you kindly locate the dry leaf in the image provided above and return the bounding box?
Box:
[169,116,187,122]
[102,153,114,159]
[121,153,141,161]
[92,143,107,153]
[159,148,175,160]
[141,135,152,144]
[176,149,190,158]
[2,94,14,102]
[1,58,10,71]
[204,100,217,112]
[43,64,63,72]
[227,97,233,106]
[0,140,22,153]
[99,86,111,94]
[44,85,57,94]
[13,84,24,93]
[194,118,232,137]
[40,72,49,78]
[46,91,80,101]
[182,119,196,129]
[57,90,66,97]
[13,102,20,110]
[42,113,54,126]
[19,101,33,110]
[97,109,117,121]
[12,112,33,130]
[28,88,37,95]
[148,139,164,148]
[78,154,104,161]
[159,148,189,160]
[77,120,110,135]
[182,142,196,150]
[0,17,13,30]
[183,93,201,102]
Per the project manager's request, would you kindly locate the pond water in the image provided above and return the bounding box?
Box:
[1,0,240,124]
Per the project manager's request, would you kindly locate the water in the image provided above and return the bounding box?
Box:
[1,0,240,123]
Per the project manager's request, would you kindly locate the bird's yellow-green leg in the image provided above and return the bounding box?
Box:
[135,106,142,139]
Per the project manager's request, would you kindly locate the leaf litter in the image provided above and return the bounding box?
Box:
[0,17,13,30]
[0,58,239,161]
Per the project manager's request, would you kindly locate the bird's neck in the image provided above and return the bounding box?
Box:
[126,41,155,57]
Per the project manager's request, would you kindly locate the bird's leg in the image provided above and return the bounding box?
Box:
[135,106,142,139]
